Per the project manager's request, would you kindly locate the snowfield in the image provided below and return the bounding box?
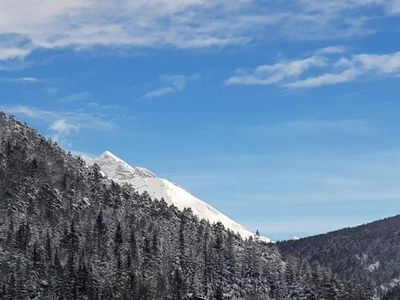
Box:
[83,151,271,243]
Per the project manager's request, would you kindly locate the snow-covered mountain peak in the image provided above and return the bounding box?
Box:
[100,150,124,163]
[84,151,156,180]
[82,152,271,243]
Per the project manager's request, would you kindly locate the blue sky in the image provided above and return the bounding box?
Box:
[1,0,400,240]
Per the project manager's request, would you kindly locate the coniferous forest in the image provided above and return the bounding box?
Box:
[278,215,400,299]
[0,113,373,299]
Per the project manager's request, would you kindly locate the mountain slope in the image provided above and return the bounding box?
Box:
[83,151,271,242]
[0,113,372,299]
[278,215,400,299]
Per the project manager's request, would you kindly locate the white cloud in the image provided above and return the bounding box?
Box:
[144,74,198,99]
[226,56,325,86]
[315,46,347,55]
[0,1,399,60]
[354,52,400,74]
[299,0,400,15]
[0,0,253,58]
[227,49,400,88]
[387,0,400,14]
[0,76,39,83]
[50,119,79,141]
[286,69,358,88]
[59,91,92,102]
[0,105,116,142]
[18,77,39,82]
[144,87,176,99]
[0,47,31,60]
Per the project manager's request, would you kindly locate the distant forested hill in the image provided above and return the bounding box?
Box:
[278,215,400,299]
[0,113,371,299]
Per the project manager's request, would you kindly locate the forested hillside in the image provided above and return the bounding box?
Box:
[0,113,371,299]
[278,215,400,299]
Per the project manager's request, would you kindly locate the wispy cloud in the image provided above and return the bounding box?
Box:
[299,0,400,16]
[144,74,198,99]
[227,49,400,88]
[0,0,253,59]
[0,105,116,143]
[144,87,176,99]
[315,46,347,55]
[0,1,399,61]
[59,91,92,102]
[0,47,31,60]
[286,69,358,88]
[0,76,39,83]
[226,56,326,86]
[49,119,79,141]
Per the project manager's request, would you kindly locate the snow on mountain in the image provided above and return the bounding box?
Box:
[82,151,271,243]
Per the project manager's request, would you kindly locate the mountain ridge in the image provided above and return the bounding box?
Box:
[0,112,372,299]
[278,214,400,299]
[82,150,271,243]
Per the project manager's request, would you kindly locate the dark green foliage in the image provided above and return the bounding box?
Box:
[0,114,372,299]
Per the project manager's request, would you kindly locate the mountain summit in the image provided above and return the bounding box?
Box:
[83,151,271,243]
[86,151,157,180]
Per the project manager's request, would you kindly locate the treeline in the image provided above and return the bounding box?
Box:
[0,113,372,299]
